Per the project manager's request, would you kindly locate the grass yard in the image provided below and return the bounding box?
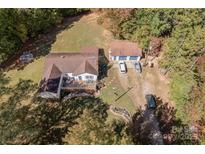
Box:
[5,58,44,86]
[100,67,137,122]
[51,14,112,52]
[3,13,136,123]
[5,14,112,86]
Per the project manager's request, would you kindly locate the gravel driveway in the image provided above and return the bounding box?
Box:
[142,109,164,145]
[114,60,171,109]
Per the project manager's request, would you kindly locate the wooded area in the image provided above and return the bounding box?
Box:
[1,8,205,144]
[0,72,133,144]
[96,8,205,123]
[0,8,88,64]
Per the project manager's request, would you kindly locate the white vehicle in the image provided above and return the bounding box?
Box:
[118,61,127,74]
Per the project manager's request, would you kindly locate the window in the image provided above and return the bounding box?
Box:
[78,76,82,80]
[113,56,116,60]
[129,56,138,60]
[119,56,127,60]
[86,75,94,80]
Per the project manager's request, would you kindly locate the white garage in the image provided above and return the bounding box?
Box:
[109,40,142,62]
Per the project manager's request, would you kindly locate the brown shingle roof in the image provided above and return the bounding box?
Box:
[73,60,98,76]
[45,64,62,80]
[110,40,142,57]
[43,51,98,80]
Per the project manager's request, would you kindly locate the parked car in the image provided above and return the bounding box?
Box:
[134,62,142,73]
[119,61,127,74]
[145,94,157,109]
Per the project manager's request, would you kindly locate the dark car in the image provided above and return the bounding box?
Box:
[134,62,142,73]
[145,94,157,109]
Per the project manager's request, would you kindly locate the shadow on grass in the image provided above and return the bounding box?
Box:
[98,48,110,80]
[131,95,199,145]
[97,48,111,90]
[0,73,109,144]
[0,74,39,144]
[1,14,84,71]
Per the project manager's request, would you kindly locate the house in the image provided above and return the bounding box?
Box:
[109,40,142,62]
[39,47,99,99]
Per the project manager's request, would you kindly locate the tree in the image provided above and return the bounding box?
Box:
[150,9,174,37]
[0,8,89,64]
[63,109,133,145]
[109,120,133,144]
[0,9,22,63]
[0,79,38,144]
[95,9,134,38]
[0,76,134,145]
[63,109,110,144]
[98,8,205,141]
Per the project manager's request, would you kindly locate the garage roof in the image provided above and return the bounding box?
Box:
[110,40,142,57]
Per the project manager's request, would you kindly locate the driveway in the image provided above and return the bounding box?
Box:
[114,59,171,109]
[133,109,164,145]
[142,109,164,144]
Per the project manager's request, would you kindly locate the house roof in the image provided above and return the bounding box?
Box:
[43,50,98,80]
[45,64,62,80]
[110,40,142,57]
[73,60,98,76]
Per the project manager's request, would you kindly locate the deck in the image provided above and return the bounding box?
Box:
[61,79,96,90]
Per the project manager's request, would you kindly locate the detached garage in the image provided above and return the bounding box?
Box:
[109,40,142,62]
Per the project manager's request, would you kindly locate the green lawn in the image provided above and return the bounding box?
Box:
[5,58,44,86]
[5,14,112,86]
[100,68,136,122]
[51,14,112,52]
[4,14,135,123]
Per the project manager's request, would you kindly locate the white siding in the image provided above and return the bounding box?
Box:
[67,73,73,77]
[77,73,97,81]
[111,56,141,61]
[63,72,97,81]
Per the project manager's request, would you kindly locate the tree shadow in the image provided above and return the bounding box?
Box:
[0,72,10,85]
[0,14,85,71]
[0,72,12,95]
[97,48,111,90]
[131,107,149,144]
[1,72,201,145]
[0,73,109,145]
[131,95,199,145]
[154,96,200,145]
[31,96,109,144]
[0,77,39,144]
[98,48,110,80]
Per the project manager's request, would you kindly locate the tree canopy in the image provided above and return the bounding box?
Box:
[0,8,87,64]
[0,72,133,144]
[96,8,205,131]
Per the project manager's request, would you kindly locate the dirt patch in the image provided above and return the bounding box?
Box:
[197,55,205,79]
[116,59,172,109]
